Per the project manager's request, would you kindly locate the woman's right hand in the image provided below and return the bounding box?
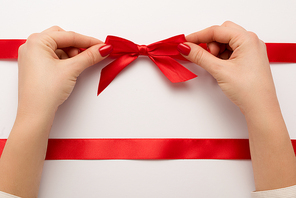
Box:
[17,26,113,116]
[178,21,277,115]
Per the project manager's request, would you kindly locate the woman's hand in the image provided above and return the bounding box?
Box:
[17,26,112,116]
[178,21,275,115]
[0,27,113,198]
[179,21,296,191]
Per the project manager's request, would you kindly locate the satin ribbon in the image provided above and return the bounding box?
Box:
[98,35,199,95]
[1,37,296,160]
[265,43,296,63]
[0,39,26,59]
[1,37,296,95]
[101,36,296,95]
[0,138,296,160]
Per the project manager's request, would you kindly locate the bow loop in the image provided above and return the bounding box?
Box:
[99,35,197,95]
[106,36,139,57]
[147,35,188,58]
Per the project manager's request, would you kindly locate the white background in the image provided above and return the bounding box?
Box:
[0,0,296,197]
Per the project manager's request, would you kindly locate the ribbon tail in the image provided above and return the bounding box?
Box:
[0,39,26,59]
[98,54,138,95]
[149,56,197,83]
[266,43,296,63]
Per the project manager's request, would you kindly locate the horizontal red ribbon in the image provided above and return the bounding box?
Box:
[1,38,296,95]
[265,43,296,63]
[1,37,296,160]
[0,138,249,160]
[1,39,296,63]
[0,138,295,160]
[0,39,26,59]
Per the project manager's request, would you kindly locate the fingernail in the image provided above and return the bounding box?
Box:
[99,45,113,57]
[177,43,191,56]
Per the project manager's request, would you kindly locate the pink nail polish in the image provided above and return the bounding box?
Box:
[99,45,113,57]
[177,43,191,56]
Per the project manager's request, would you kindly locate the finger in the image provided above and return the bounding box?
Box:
[178,42,222,77]
[186,26,244,49]
[67,44,113,74]
[207,42,220,56]
[42,26,65,33]
[55,49,69,59]
[47,31,103,50]
[219,44,227,53]
[63,47,81,58]
[219,50,232,60]
[221,21,246,31]
[226,44,232,51]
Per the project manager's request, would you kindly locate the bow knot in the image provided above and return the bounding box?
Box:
[138,45,148,55]
[98,35,197,95]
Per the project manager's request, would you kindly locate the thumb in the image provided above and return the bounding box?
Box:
[68,44,113,74]
[178,42,221,76]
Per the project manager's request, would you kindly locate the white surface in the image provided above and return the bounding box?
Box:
[0,0,296,197]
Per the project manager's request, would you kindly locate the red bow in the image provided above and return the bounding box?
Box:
[98,35,198,95]
[1,37,296,96]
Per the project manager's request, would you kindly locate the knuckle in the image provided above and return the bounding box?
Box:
[67,30,76,35]
[42,26,64,33]
[67,31,77,44]
[84,50,97,66]
[222,20,233,26]
[27,33,40,42]
[51,25,62,30]
[211,25,219,28]
[245,31,265,48]
[247,31,259,40]
[26,33,44,47]
[192,48,205,66]
[67,31,76,39]
[67,31,76,38]
[210,25,219,30]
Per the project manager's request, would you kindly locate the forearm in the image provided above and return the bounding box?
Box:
[0,26,106,198]
[245,96,296,191]
[0,110,55,198]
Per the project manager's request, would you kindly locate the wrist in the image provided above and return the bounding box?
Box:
[241,94,285,133]
[16,102,57,130]
[240,93,280,117]
[13,111,55,139]
[17,93,58,117]
[237,80,279,116]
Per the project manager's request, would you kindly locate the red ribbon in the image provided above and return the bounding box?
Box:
[0,138,296,160]
[1,37,296,160]
[0,39,26,59]
[265,43,296,63]
[98,35,199,95]
[1,37,296,95]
